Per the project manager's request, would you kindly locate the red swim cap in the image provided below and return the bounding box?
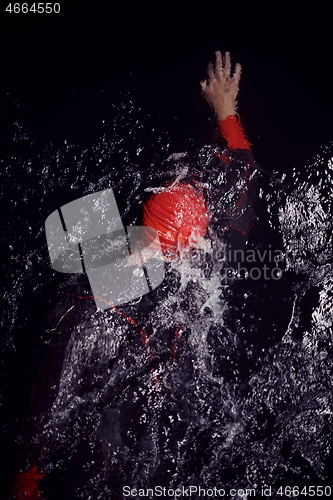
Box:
[142,182,209,256]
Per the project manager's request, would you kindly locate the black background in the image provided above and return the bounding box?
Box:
[1,2,333,496]
[1,1,332,172]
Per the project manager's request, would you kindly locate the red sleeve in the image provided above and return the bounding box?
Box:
[217,115,252,151]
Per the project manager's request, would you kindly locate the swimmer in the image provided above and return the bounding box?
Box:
[141,51,253,261]
[13,51,257,499]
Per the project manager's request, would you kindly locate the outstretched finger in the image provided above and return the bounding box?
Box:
[233,62,242,84]
[223,51,231,77]
[214,50,223,75]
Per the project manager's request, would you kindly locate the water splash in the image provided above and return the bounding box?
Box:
[2,92,333,499]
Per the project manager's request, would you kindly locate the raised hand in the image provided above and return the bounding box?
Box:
[201,51,241,121]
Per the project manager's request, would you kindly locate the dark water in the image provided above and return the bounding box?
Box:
[1,88,333,500]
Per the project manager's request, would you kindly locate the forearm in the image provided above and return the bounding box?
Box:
[218,115,252,151]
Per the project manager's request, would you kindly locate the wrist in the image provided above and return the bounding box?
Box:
[215,100,237,121]
[217,109,237,121]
